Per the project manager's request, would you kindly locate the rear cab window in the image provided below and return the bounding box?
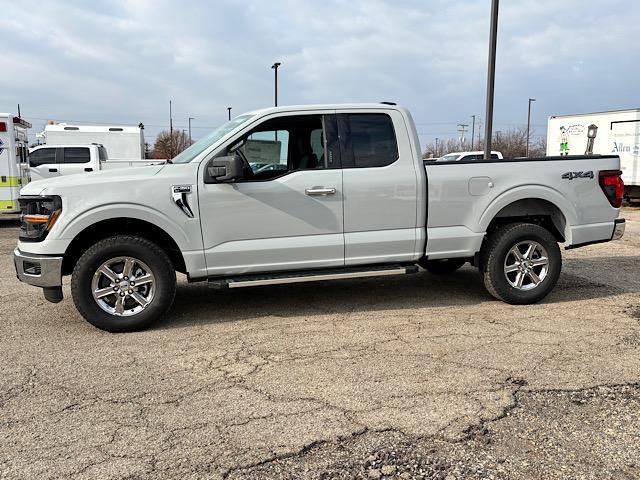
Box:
[338,113,399,168]
[63,147,91,164]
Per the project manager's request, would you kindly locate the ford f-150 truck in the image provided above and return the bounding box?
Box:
[14,104,626,332]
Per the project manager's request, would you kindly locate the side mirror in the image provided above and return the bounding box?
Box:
[205,155,244,183]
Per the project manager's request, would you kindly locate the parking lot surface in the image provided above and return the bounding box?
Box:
[1,209,639,479]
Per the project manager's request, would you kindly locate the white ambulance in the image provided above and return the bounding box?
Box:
[0,114,31,214]
[547,109,640,202]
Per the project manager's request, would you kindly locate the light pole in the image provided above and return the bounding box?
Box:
[271,62,281,107]
[526,98,536,157]
[227,107,232,120]
[471,115,476,150]
[483,0,499,160]
[188,117,194,144]
[169,100,173,159]
[435,137,439,158]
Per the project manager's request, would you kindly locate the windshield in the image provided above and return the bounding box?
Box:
[171,114,254,164]
[438,153,461,162]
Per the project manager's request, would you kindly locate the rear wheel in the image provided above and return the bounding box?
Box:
[71,235,176,332]
[420,258,466,275]
[480,223,561,304]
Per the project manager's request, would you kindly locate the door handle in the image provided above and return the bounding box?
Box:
[305,187,336,196]
[49,168,58,173]
[84,168,93,172]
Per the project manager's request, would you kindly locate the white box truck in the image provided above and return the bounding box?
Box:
[0,114,31,213]
[547,109,640,202]
[43,123,145,160]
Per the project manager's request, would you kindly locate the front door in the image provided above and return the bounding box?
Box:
[198,113,345,276]
[28,147,59,181]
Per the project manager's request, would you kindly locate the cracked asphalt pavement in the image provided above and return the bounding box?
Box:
[1,208,639,479]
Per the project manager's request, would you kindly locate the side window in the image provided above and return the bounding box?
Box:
[63,147,90,164]
[28,148,56,167]
[348,114,398,168]
[234,115,327,180]
[242,130,290,175]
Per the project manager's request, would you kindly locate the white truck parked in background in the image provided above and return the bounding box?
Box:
[28,144,164,181]
[0,114,31,213]
[437,151,503,162]
[14,103,626,332]
[547,109,640,202]
[42,123,146,160]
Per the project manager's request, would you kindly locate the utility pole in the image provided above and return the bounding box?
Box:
[188,117,194,144]
[471,115,476,150]
[169,100,173,159]
[484,0,499,160]
[457,124,469,148]
[435,137,439,158]
[526,98,536,157]
[227,107,232,120]
[271,62,281,107]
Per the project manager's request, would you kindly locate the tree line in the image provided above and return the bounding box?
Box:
[423,126,547,159]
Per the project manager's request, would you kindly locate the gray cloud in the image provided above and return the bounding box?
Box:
[1,0,638,146]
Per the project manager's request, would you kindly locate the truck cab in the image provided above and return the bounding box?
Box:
[28,144,107,181]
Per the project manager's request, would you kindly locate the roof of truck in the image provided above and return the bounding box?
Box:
[244,103,408,116]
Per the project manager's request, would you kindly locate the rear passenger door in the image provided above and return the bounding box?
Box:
[28,147,59,180]
[338,110,420,265]
[58,147,94,176]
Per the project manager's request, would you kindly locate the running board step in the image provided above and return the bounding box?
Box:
[208,265,419,289]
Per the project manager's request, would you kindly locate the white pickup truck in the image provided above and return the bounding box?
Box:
[14,104,626,332]
[28,144,163,181]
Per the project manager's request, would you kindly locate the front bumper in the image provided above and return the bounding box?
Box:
[14,248,63,288]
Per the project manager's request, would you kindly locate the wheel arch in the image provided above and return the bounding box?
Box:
[479,187,578,243]
[62,217,187,275]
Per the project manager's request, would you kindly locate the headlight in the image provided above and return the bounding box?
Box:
[19,196,62,242]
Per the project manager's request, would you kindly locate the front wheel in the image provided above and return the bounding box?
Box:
[71,235,176,332]
[480,223,561,304]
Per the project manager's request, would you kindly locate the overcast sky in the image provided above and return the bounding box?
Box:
[1,0,638,148]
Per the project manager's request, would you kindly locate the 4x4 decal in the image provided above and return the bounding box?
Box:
[562,171,594,180]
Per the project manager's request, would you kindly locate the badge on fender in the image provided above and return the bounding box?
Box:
[171,185,194,217]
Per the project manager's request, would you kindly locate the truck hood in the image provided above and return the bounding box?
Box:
[20,164,166,196]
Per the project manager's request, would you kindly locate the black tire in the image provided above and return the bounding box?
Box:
[419,258,466,275]
[480,223,561,304]
[71,235,176,332]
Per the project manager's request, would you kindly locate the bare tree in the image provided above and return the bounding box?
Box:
[153,130,192,159]
[422,138,461,159]
[423,127,547,159]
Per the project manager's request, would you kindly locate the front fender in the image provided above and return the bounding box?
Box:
[57,203,196,251]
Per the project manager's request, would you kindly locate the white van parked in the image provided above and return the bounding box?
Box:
[0,114,31,213]
[547,109,640,202]
[28,144,164,181]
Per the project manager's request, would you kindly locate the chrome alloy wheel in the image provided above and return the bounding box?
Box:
[503,241,549,291]
[91,256,155,316]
